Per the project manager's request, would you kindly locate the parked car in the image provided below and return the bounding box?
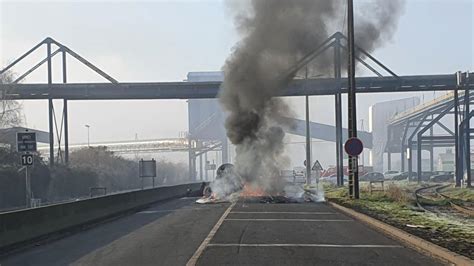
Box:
[361,172,384,181]
[392,171,417,181]
[430,173,454,183]
[383,170,401,180]
[420,171,436,181]
[320,174,348,184]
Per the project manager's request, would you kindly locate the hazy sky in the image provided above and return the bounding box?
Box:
[1,0,473,166]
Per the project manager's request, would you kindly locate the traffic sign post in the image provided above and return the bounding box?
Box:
[312,160,323,172]
[21,154,34,166]
[17,131,37,208]
[344,138,364,157]
[345,137,363,199]
[17,132,37,152]
[312,160,324,186]
[139,159,157,189]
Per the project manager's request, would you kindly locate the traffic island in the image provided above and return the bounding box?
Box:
[324,182,473,263]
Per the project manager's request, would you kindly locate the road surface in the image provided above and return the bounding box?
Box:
[0,197,443,265]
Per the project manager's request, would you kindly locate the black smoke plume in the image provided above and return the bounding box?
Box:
[219,0,405,194]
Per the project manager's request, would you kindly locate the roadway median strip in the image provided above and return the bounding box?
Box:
[328,201,474,266]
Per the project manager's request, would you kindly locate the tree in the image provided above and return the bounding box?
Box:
[0,71,22,129]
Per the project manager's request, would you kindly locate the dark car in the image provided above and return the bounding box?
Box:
[392,171,417,181]
[360,172,384,181]
[430,173,454,183]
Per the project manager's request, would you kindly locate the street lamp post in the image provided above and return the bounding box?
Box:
[85,125,90,147]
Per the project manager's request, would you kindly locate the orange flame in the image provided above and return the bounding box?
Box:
[240,183,267,197]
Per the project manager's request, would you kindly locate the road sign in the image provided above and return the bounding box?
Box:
[139,159,157,178]
[17,132,37,152]
[21,154,34,166]
[312,160,323,171]
[344,137,363,156]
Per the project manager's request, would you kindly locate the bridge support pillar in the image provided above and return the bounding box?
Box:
[199,154,203,181]
[400,146,405,172]
[188,136,196,181]
[462,72,471,187]
[454,87,461,187]
[62,50,69,165]
[47,40,54,167]
[429,126,434,172]
[222,137,229,164]
[407,143,413,181]
[387,152,391,171]
[204,152,208,181]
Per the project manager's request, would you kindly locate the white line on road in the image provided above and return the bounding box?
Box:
[207,243,402,248]
[225,219,352,222]
[186,202,236,266]
[137,208,205,214]
[230,211,337,215]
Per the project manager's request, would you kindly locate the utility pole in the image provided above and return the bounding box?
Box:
[306,94,311,185]
[334,33,344,186]
[305,67,312,185]
[85,125,90,147]
[347,0,359,199]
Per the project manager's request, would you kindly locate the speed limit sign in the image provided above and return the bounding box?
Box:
[21,154,34,166]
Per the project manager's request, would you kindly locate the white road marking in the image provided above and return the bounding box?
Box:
[137,210,174,214]
[230,211,337,215]
[137,208,204,214]
[225,218,352,222]
[207,243,402,248]
[186,202,236,266]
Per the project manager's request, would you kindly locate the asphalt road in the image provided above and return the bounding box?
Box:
[0,197,443,266]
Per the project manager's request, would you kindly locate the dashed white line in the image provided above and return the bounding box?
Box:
[137,208,205,214]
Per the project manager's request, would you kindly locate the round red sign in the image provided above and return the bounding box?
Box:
[344,137,364,156]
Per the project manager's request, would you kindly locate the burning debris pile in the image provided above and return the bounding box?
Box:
[198,0,405,203]
[197,163,324,204]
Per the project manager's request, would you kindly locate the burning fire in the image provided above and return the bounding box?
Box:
[240,183,267,197]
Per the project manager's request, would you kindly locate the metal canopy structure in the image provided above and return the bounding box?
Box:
[0,37,119,167]
[387,73,472,186]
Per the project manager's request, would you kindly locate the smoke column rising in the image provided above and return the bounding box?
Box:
[219,0,405,194]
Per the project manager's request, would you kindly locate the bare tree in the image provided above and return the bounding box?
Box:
[0,71,22,129]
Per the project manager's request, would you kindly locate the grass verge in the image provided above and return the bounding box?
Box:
[324,182,474,259]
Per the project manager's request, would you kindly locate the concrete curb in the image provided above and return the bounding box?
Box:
[328,201,473,266]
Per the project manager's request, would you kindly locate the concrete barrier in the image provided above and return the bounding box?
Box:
[0,182,205,252]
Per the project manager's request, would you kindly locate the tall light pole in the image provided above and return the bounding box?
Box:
[85,124,90,147]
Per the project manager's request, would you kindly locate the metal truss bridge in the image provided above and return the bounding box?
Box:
[1,32,471,186]
[36,138,198,155]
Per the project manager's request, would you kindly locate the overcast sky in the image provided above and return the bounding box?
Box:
[1,0,473,166]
